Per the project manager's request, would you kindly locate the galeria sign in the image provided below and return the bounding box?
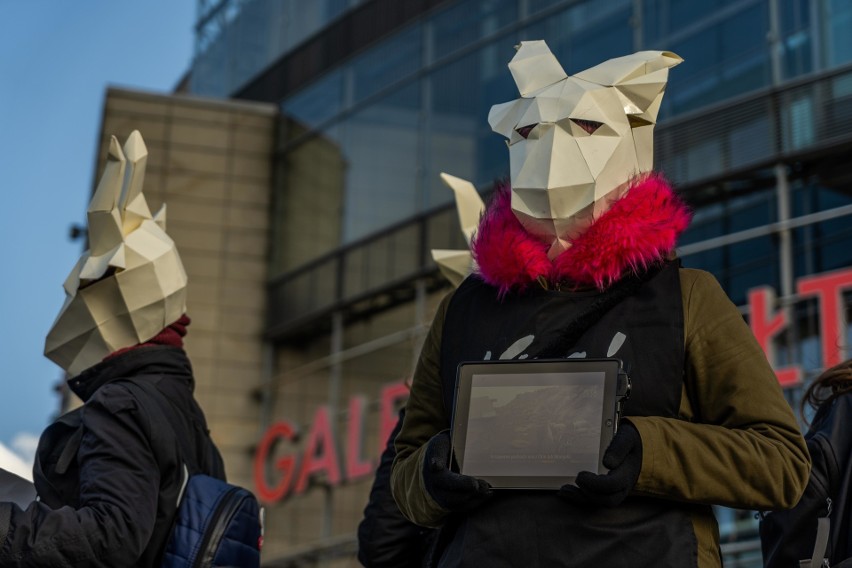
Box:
[749,266,852,387]
[253,381,408,503]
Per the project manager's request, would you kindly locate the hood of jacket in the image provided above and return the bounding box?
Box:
[471,174,691,295]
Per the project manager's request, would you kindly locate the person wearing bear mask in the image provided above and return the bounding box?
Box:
[390,42,809,567]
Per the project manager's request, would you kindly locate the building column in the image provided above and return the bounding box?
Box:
[775,164,795,299]
[324,311,344,539]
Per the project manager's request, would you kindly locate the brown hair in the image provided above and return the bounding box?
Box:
[800,359,852,425]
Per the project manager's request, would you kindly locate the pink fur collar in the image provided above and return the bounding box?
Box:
[471,174,691,294]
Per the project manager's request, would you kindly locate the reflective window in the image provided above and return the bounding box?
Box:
[351,24,422,104]
[526,0,566,15]
[281,70,345,131]
[431,0,517,62]
[681,189,778,305]
[519,0,632,74]
[824,0,852,67]
[642,0,744,46]
[667,3,770,114]
[339,82,422,242]
[192,0,342,97]
[325,0,349,21]
[680,202,726,245]
[792,176,852,278]
[780,0,813,79]
[781,93,815,151]
[425,43,516,209]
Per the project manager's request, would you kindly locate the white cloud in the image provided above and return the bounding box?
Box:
[0,439,33,481]
[11,432,39,473]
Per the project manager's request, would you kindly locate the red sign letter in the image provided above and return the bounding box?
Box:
[294,406,342,494]
[798,268,852,369]
[346,396,374,480]
[748,287,802,387]
[254,421,298,503]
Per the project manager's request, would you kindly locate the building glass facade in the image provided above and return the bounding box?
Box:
[179,0,852,565]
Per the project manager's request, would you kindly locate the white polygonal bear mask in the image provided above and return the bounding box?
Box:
[44,131,188,376]
[488,41,682,258]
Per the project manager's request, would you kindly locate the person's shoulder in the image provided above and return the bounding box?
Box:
[812,392,852,435]
[677,267,729,301]
[86,380,142,415]
[678,267,720,288]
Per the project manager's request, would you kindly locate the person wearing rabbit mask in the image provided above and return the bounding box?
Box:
[391,42,809,567]
[0,131,226,567]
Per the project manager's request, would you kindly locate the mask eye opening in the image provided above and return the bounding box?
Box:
[78,266,119,290]
[570,118,603,135]
[515,124,538,139]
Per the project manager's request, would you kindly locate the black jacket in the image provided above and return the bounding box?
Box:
[0,346,225,567]
[761,393,852,566]
[357,408,436,567]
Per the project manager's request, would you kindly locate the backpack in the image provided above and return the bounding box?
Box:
[760,394,852,568]
[123,379,263,568]
[161,472,262,568]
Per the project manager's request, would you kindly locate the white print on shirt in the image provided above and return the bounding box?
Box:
[499,335,534,360]
[607,332,626,357]
[567,332,628,359]
[485,332,627,361]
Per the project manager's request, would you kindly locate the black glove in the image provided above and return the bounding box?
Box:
[422,430,492,512]
[558,421,642,507]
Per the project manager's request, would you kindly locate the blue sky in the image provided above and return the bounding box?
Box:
[0,2,196,463]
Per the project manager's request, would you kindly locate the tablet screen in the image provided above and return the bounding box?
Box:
[461,372,605,478]
[451,359,624,489]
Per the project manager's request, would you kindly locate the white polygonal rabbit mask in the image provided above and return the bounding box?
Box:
[44,131,188,376]
[488,41,682,258]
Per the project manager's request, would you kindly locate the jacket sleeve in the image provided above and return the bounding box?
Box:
[630,268,810,510]
[0,385,160,566]
[391,291,454,528]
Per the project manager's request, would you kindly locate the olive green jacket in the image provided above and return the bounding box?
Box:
[391,268,810,568]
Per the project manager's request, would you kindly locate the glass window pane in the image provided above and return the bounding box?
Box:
[351,24,422,103]
[425,45,514,209]
[667,4,769,114]
[670,0,722,30]
[281,70,344,130]
[340,82,422,242]
[519,1,632,74]
[825,0,852,67]
[792,174,852,278]
[431,0,517,61]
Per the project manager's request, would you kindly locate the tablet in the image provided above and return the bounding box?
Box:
[451,358,630,489]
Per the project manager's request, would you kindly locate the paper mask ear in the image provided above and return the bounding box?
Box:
[575,50,681,124]
[508,40,567,96]
[80,130,156,282]
[86,136,126,258]
[118,130,153,233]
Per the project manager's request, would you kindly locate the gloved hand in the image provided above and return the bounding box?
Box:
[558,421,642,507]
[422,430,493,512]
